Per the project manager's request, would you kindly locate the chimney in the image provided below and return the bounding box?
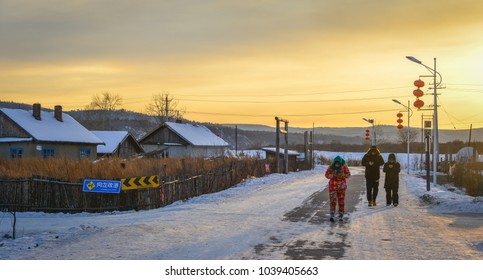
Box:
[33,103,41,120]
[54,105,63,122]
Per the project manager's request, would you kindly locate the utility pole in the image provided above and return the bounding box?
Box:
[468,123,473,147]
[406,56,442,188]
[393,99,413,174]
[304,131,309,168]
[432,58,439,187]
[407,100,411,174]
[362,118,375,146]
[469,124,476,161]
[425,135,431,191]
[275,117,289,174]
[284,121,289,174]
[275,118,280,173]
[421,114,424,171]
[311,123,315,169]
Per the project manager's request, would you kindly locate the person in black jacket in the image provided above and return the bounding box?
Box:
[361,146,384,206]
[383,153,401,206]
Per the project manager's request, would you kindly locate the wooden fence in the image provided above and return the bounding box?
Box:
[0,159,275,213]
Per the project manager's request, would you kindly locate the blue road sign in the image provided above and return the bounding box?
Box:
[82,179,122,194]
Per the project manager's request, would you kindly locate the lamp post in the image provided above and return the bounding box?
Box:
[406,56,442,187]
[393,99,413,174]
[362,118,375,146]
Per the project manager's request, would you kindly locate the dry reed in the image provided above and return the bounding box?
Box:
[0,157,252,181]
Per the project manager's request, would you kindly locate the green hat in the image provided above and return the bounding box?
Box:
[332,156,346,166]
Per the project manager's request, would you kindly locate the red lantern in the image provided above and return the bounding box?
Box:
[414,79,425,88]
[397,119,403,123]
[397,124,403,129]
[397,113,403,118]
[365,137,370,141]
[365,129,370,133]
[414,99,424,109]
[413,89,424,98]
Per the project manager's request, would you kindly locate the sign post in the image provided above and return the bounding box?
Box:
[83,179,122,194]
[121,175,160,190]
[425,135,431,191]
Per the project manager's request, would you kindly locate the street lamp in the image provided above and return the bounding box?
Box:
[393,99,413,174]
[362,118,375,146]
[406,56,442,188]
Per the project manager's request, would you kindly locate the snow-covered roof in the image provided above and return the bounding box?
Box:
[91,131,130,154]
[0,108,103,144]
[262,147,300,156]
[165,122,229,147]
[0,137,33,143]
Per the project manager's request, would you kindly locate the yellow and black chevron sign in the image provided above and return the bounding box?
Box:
[121,175,160,190]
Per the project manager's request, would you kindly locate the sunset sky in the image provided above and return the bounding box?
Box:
[1,0,483,129]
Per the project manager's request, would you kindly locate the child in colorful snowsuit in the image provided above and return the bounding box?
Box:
[383,153,401,206]
[325,156,351,222]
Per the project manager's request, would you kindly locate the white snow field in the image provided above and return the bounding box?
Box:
[0,152,482,279]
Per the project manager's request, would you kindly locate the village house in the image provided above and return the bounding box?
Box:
[91,130,144,158]
[0,104,104,159]
[139,121,229,158]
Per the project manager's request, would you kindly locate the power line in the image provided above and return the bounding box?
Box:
[446,83,483,87]
[171,86,411,98]
[439,106,457,129]
[176,95,410,104]
[25,88,412,107]
[185,108,396,117]
[55,93,413,106]
[445,88,483,94]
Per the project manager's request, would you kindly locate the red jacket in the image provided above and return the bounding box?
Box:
[325,165,351,191]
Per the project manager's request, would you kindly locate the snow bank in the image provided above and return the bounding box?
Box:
[404,175,483,214]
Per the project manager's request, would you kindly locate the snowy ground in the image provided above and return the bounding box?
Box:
[0,169,330,260]
[0,151,482,278]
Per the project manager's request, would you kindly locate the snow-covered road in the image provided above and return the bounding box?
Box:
[347,172,483,259]
[0,166,482,260]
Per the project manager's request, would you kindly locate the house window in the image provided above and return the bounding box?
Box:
[80,148,91,158]
[42,148,56,158]
[10,148,24,159]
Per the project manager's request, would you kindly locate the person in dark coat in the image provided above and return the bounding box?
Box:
[383,153,401,206]
[361,145,384,206]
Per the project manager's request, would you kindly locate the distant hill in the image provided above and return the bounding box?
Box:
[67,109,158,139]
[222,124,483,144]
[0,100,36,111]
[2,101,482,149]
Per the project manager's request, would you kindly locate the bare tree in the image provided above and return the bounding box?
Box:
[86,92,123,111]
[397,128,420,145]
[370,124,389,145]
[145,92,185,124]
